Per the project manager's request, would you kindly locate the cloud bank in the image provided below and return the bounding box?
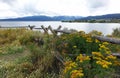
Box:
[86,0,109,9]
[0,0,16,5]
[0,0,120,18]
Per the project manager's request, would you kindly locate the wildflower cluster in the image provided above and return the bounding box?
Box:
[99,42,110,54]
[55,31,101,58]
[61,32,120,78]
[64,59,84,78]
[64,61,77,73]
[76,54,90,63]
[96,60,112,68]
[92,42,117,69]
[70,69,84,78]
[106,55,116,60]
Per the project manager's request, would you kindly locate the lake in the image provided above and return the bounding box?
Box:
[0,21,120,35]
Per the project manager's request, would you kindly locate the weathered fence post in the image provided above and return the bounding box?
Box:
[54,25,62,35]
[28,25,35,30]
[41,25,48,34]
[48,25,57,36]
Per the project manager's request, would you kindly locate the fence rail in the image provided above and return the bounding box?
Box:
[0,25,35,30]
[1,25,120,59]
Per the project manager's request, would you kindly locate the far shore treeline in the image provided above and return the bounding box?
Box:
[62,19,120,23]
[62,13,120,23]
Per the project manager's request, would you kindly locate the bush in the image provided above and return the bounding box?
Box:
[112,28,120,37]
[63,40,120,78]
[55,31,101,59]
[54,31,120,78]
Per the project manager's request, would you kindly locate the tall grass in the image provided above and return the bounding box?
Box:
[0,28,62,78]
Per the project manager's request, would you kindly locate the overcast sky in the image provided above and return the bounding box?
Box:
[0,0,120,19]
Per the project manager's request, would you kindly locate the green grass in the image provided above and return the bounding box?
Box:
[0,28,61,78]
[0,28,120,78]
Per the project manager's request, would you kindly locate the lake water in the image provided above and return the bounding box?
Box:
[0,21,120,35]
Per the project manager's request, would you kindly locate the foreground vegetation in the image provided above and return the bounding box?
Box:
[0,28,60,78]
[0,28,120,78]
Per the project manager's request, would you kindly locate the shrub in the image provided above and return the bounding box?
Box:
[112,28,120,37]
[63,42,120,78]
[55,31,101,59]
[54,31,120,78]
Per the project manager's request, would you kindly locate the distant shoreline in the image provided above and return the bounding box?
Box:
[62,19,120,23]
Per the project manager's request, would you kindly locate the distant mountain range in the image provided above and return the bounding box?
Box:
[0,16,82,21]
[0,13,120,21]
[78,13,120,20]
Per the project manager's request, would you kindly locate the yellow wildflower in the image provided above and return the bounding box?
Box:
[64,67,72,73]
[103,42,109,45]
[71,69,84,78]
[64,61,77,67]
[106,51,111,54]
[96,60,112,68]
[93,57,102,60]
[76,54,90,63]
[100,45,106,49]
[64,61,77,73]
[102,64,108,68]
[92,52,103,58]
[95,39,100,43]
[105,55,116,60]
[86,38,92,42]
[99,43,110,51]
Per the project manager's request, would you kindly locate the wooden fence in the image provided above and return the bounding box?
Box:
[0,25,120,60]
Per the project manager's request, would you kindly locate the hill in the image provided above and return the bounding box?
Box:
[0,15,82,21]
[1,13,120,22]
[78,13,120,20]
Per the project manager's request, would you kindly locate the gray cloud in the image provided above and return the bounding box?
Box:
[0,0,46,16]
[86,0,109,11]
[0,0,115,18]
[0,0,16,5]
[18,7,58,16]
[12,1,54,16]
[20,5,43,15]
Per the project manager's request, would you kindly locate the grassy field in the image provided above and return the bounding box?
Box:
[0,28,120,78]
